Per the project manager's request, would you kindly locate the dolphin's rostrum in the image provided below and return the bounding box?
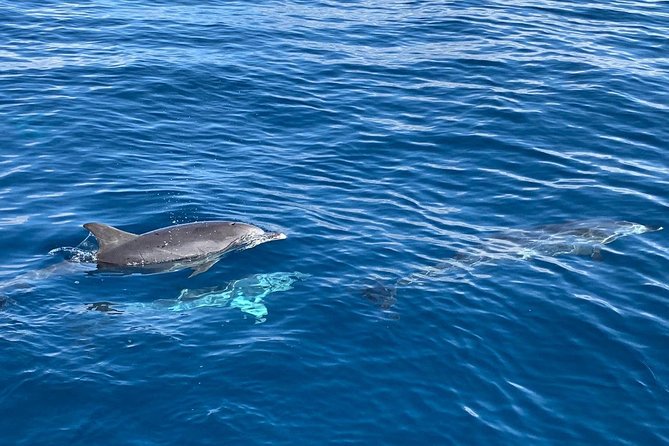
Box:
[84,221,286,277]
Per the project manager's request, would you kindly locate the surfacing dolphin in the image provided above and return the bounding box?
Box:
[84,221,286,277]
[363,220,662,308]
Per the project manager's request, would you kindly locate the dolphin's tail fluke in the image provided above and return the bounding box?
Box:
[0,294,12,310]
[361,280,397,310]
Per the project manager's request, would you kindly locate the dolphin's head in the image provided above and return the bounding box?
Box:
[644,224,664,232]
[263,231,287,242]
[244,230,287,248]
[614,221,663,235]
[592,221,662,245]
[230,224,286,251]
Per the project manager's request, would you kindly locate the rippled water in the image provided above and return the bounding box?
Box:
[1,1,668,444]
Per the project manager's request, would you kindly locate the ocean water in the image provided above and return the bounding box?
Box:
[1,1,668,444]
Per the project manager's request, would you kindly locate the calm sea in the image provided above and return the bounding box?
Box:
[1,1,668,445]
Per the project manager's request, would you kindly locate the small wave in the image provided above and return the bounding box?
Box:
[49,234,98,263]
[48,247,97,263]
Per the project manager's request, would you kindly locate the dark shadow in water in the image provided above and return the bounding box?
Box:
[0,295,13,310]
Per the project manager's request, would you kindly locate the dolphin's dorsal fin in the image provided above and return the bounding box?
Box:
[83,223,138,254]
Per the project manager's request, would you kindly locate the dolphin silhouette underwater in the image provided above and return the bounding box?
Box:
[83,221,286,277]
[86,271,309,322]
[363,220,663,308]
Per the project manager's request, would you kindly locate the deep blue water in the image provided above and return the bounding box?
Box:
[1,1,668,444]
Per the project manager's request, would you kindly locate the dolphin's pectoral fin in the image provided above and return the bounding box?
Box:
[83,223,138,253]
[591,247,603,261]
[188,259,219,278]
[600,235,618,245]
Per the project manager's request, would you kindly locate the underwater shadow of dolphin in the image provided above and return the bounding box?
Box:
[362,220,663,309]
[86,271,309,322]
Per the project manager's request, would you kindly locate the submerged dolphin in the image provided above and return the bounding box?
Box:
[86,271,309,322]
[363,220,662,308]
[84,221,286,277]
[461,220,663,262]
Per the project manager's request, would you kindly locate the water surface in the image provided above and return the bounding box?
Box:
[1,1,668,444]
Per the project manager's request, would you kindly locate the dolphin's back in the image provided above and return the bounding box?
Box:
[85,221,261,266]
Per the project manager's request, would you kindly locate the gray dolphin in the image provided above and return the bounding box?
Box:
[84,221,286,277]
[363,220,662,308]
